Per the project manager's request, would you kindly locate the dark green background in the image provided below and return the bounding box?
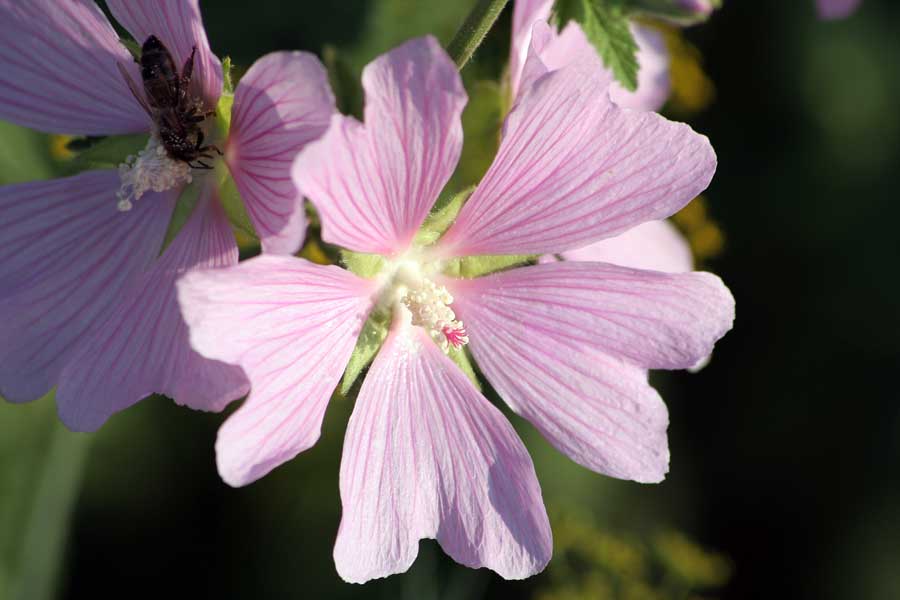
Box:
[1,1,898,599]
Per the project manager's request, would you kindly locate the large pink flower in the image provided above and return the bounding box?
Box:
[816,0,862,19]
[0,0,335,430]
[178,36,733,582]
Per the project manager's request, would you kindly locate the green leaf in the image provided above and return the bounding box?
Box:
[323,45,364,119]
[340,317,390,395]
[554,0,640,91]
[415,186,474,246]
[341,250,386,279]
[62,134,149,175]
[0,122,55,184]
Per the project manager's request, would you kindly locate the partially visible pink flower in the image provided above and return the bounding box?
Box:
[510,0,671,112]
[179,36,733,582]
[0,0,334,429]
[816,0,862,19]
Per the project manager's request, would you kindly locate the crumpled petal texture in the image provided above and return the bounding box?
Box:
[227,51,336,255]
[106,0,222,106]
[334,326,552,583]
[0,0,147,134]
[439,60,716,257]
[177,256,375,487]
[56,186,247,431]
[0,171,174,403]
[293,36,466,256]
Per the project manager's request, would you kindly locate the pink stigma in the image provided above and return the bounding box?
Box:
[442,323,469,350]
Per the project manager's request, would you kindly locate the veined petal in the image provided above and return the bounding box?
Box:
[557,220,693,273]
[0,171,174,403]
[56,184,247,431]
[439,52,715,257]
[106,0,222,106]
[334,325,551,583]
[0,0,147,134]
[227,51,335,255]
[177,256,375,487]
[448,261,733,373]
[816,0,862,19]
[509,0,553,97]
[293,36,466,256]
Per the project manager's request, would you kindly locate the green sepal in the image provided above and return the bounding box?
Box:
[121,38,142,61]
[159,182,203,256]
[221,57,235,94]
[216,92,234,134]
[218,171,258,241]
[448,346,481,390]
[415,186,474,246]
[446,254,537,279]
[553,0,640,92]
[62,134,149,175]
[342,250,386,279]
[340,316,390,396]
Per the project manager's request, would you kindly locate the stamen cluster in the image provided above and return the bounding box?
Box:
[400,278,469,353]
[116,135,193,211]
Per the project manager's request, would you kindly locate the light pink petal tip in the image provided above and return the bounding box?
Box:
[177,256,375,487]
[56,186,247,431]
[816,0,863,20]
[0,0,148,135]
[439,59,715,257]
[559,220,693,273]
[509,0,554,97]
[0,171,173,403]
[293,36,466,256]
[334,326,552,583]
[228,51,336,255]
[106,0,222,106]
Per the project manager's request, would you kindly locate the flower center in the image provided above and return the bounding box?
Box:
[400,278,468,353]
[380,258,468,353]
[116,135,193,211]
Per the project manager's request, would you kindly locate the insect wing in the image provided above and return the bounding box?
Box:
[116,61,153,117]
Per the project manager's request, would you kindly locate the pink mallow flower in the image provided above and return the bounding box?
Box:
[178,37,734,582]
[816,0,862,19]
[0,0,334,430]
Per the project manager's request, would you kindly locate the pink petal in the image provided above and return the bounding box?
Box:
[0,0,148,135]
[610,25,671,113]
[227,51,336,255]
[334,325,552,583]
[558,220,693,273]
[817,0,862,19]
[448,261,734,373]
[509,0,553,97]
[293,36,466,256]
[438,59,716,257]
[177,256,375,487]
[56,184,247,431]
[106,0,222,106]
[0,171,174,403]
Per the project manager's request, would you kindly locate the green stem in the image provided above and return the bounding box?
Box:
[446,0,510,70]
[10,423,91,600]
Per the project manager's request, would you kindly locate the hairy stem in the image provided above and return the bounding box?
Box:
[446,0,510,70]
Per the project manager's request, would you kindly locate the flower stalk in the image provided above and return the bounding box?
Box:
[446,0,510,69]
